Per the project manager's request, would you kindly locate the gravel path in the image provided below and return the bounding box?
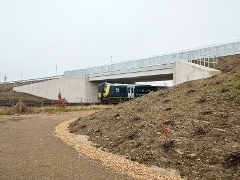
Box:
[0,111,134,180]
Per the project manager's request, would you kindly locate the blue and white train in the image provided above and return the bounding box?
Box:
[98,82,167,104]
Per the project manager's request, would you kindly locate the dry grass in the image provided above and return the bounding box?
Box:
[0,104,109,115]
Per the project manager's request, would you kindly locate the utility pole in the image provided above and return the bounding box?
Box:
[56,65,57,75]
[4,74,7,82]
[111,56,112,64]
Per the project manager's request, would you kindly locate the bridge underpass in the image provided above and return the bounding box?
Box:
[12,40,240,103]
[13,60,220,103]
[88,64,173,84]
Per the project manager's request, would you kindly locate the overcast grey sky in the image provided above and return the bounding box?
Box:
[1,0,240,82]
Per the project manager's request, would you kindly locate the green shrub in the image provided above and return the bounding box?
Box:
[0,109,5,115]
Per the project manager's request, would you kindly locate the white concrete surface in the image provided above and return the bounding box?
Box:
[13,74,99,103]
[89,63,173,83]
[173,60,221,85]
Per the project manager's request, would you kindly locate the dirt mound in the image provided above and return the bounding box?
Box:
[216,54,240,73]
[0,83,54,106]
[69,54,240,179]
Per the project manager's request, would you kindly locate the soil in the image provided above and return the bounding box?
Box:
[69,54,240,180]
[0,83,54,106]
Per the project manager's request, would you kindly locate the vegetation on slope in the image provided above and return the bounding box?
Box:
[69,54,240,179]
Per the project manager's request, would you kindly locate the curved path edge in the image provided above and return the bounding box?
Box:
[55,118,181,180]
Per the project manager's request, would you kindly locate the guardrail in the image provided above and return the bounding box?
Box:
[188,55,219,69]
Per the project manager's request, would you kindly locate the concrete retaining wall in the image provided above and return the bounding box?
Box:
[173,60,221,85]
[13,74,99,103]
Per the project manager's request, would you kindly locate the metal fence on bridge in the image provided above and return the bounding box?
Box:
[64,40,240,77]
[9,75,63,88]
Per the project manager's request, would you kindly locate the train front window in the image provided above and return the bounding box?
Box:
[119,87,125,93]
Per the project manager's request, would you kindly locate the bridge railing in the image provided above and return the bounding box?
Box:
[8,40,240,85]
[71,40,239,77]
[13,75,63,88]
[63,69,86,77]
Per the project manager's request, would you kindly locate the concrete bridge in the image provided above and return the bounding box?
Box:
[13,40,240,103]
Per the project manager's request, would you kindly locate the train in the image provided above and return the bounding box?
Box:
[98,82,167,104]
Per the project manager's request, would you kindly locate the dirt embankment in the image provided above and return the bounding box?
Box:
[0,83,54,106]
[69,54,240,180]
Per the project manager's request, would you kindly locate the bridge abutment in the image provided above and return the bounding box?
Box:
[13,74,99,103]
[173,60,221,85]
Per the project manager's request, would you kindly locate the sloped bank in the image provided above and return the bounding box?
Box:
[69,54,240,179]
[56,118,180,180]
